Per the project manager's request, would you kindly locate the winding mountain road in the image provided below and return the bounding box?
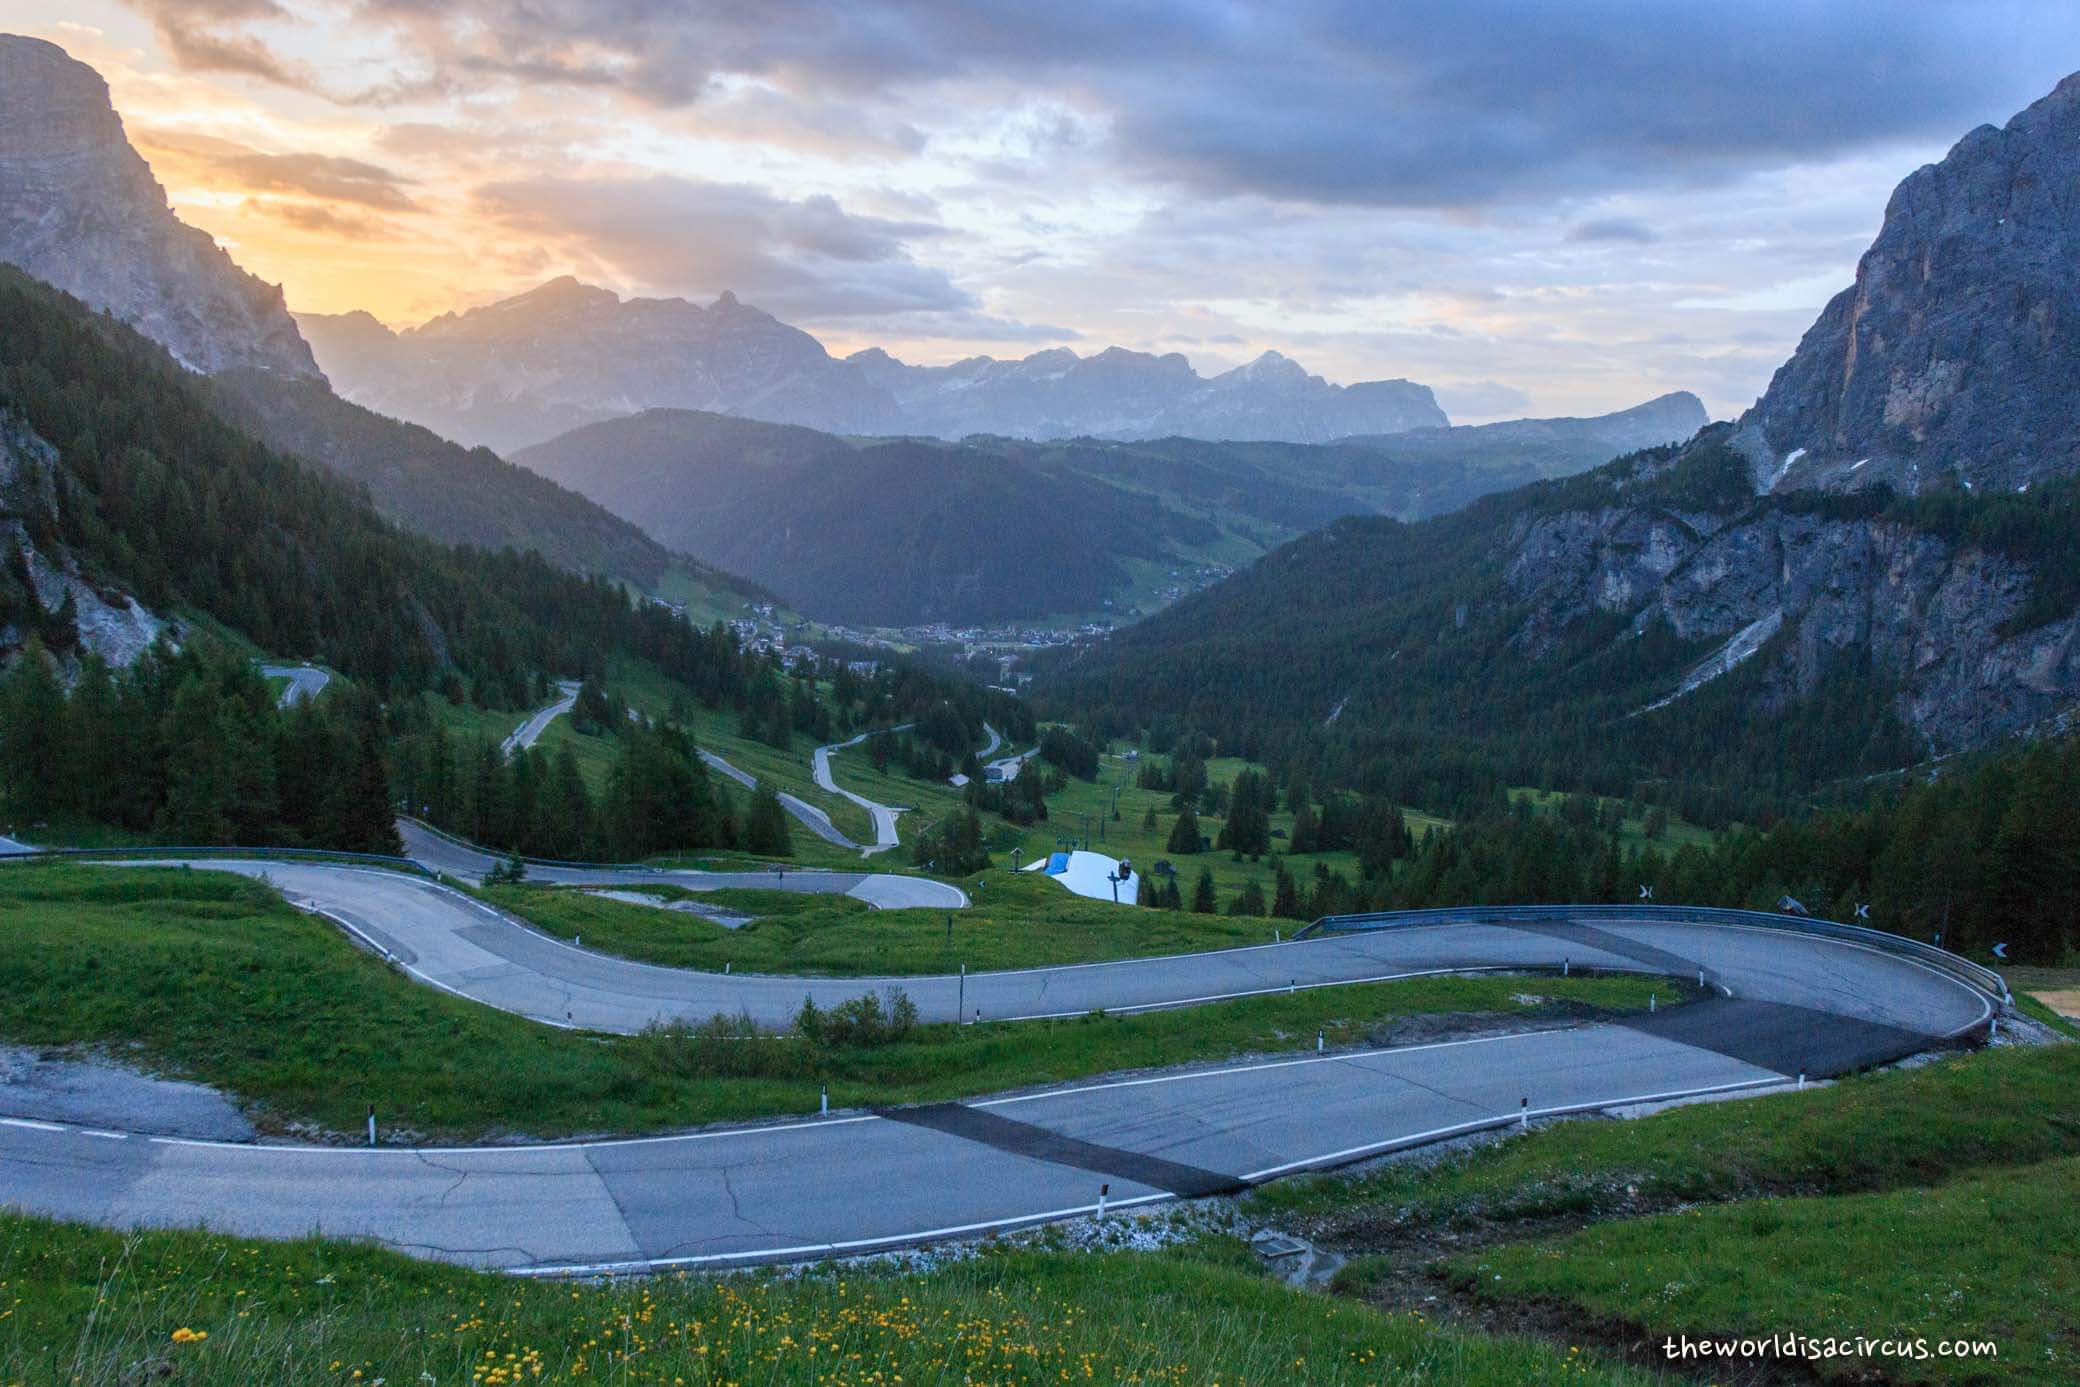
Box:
[813,727,912,857]
[500,681,580,757]
[0,851,2004,1275]
[695,749,863,852]
[259,664,331,708]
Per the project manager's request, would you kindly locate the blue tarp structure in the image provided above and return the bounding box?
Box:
[1046,851,1071,875]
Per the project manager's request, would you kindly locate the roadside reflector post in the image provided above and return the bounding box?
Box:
[725,962,731,974]
[1098,1183,1109,1218]
[367,1105,375,1147]
[1990,1017,1999,1040]
[1798,1070,1806,1090]
[1650,993,1656,1013]
[1698,968,1705,989]
[1317,1029,1325,1053]
[959,962,967,1023]
[1519,1097,1528,1128]
[575,934,581,948]
[1289,978,1296,994]
[1275,929,1281,943]
[820,1084,828,1115]
[1563,957,1569,977]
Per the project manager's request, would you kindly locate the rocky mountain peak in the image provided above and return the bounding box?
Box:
[1741,67,2080,496]
[0,34,320,380]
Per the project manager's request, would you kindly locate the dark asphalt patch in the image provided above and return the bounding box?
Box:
[1502,919,1714,984]
[1619,996,1937,1078]
[880,1103,1244,1198]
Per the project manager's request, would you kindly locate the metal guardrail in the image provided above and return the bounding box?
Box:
[1,844,434,877]
[398,817,853,876]
[1298,903,2011,1005]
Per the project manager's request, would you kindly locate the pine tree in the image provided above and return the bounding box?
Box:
[339,714,403,855]
[745,782,794,857]
[1191,866,1217,913]
[1272,860,1303,919]
[0,640,68,821]
[1166,804,1202,854]
[1226,880,1267,916]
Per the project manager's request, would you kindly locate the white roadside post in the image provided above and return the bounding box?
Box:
[366,1105,376,1147]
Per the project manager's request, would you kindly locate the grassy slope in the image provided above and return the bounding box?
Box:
[1452,1157,2076,1385]
[1456,1164,2071,1380]
[0,862,1660,1141]
[486,868,1299,974]
[1007,752,1430,904]
[1255,1043,2080,1233]
[0,1218,1648,1387]
[1262,1042,2080,1384]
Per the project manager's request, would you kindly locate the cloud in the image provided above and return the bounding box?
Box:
[1570,217,1657,243]
[248,198,393,238]
[137,130,422,210]
[122,0,307,86]
[469,175,972,318]
[123,1,2080,209]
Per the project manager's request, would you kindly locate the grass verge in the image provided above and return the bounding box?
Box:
[1252,1042,2080,1242]
[0,862,1666,1142]
[0,1213,1653,1387]
[487,868,1318,974]
[1446,1156,2077,1384]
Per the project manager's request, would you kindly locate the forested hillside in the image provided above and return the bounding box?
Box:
[516,396,1694,627]
[209,370,695,590]
[1038,432,2080,827]
[0,268,1021,858]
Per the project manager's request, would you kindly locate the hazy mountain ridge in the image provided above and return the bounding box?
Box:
[299,280,903,455]
[848,343,1449,443]
[305,280,1454,454]
[0,34,317,380]
[516,393,1705,626]
[1046,72,2080,798]
[517,411,1206,625]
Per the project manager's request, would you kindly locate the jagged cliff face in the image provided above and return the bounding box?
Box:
[1742,72,2080,497]
[849,344,1448,442]
[1503,489,2080,754]
[299,280,901,454]
[1488,71,2080,756]
[0,35,319,380]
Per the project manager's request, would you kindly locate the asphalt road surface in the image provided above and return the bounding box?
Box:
[501,682,580,757]
[401,820,966,916]
[813,727,912,856]
[0,871,1997,1274]
[696,749,864,851]
[258,664,331,708]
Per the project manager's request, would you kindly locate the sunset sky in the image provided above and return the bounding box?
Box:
[8,2,2078,421]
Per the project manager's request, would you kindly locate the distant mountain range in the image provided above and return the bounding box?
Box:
[301,282,1452,455]
[1041,69,2080,805]
[515,393,1703,626]
[298,281,904,455]
[846,344,1446,445]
